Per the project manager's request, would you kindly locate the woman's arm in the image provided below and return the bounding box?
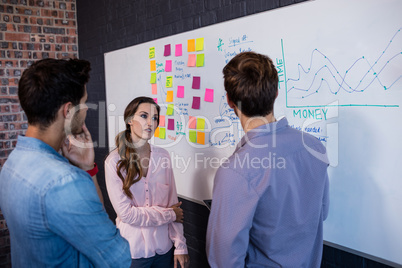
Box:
[165,160,189,258]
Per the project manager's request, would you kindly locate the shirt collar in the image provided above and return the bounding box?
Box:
[236,117,289,151]
[17,135,68,163]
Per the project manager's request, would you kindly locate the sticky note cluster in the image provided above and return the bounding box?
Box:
[187,37,205,67]
[188,116,206,145]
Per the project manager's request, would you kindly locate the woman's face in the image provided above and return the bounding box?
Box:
[128,103,159,143]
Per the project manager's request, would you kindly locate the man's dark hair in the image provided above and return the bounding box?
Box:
[18,58,91,128]
[223,51,278,117]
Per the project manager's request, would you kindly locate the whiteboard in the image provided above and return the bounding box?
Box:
[105,0,402,265]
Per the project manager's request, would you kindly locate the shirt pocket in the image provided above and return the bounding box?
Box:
[153,182,170,207]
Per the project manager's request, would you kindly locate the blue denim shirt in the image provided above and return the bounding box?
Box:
[0,136,131,267]
[207,118,330,268]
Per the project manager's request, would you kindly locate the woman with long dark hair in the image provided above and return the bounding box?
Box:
[105,96,189,268]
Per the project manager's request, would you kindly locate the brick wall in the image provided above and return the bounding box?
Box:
[0,0,78,266]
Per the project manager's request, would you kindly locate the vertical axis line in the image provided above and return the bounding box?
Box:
[281,39,288,108]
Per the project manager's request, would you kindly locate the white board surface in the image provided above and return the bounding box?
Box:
[105,0,402,264]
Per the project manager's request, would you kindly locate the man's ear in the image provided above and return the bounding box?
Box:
[62,102,73,119]
[226,94,235,109]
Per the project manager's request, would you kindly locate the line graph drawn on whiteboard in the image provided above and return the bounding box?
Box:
[283,28,402,108]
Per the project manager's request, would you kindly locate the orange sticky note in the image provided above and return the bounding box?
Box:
[154,127,160,138]
[166,90,173,102]
[152,83,157,95]
[187,39,195,52]
[197,132,205,145]
[150,60,156,71]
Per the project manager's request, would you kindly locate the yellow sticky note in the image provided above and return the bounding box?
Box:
[152,83,157,95]
[189,130,197,143]
[154,127,160,138]
[196,54,204,67]
[196,118,205,131]
[196,37,204,51]
[166,104,174,115]
[150,73,156,84]
[159,128,166,139]
[166,76,173,88]
[187,39,195,52]
[149,47,155,58]
[197,132,205,145]
[166,90,173,102]
[150,60,156,71]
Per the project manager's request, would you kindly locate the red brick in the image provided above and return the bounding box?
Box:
[64,11,75,19]
[67,44,76,52]
[6,24,17,32]
[65,29,77,36]
[0,123,9,131]
[54,19,75,27]
[56,36,76,44]
[56,52,76,59]
[40,9,51,17]
[0,105,10,113]
[4,60,19,67]
[11,105,21,113]
[5,33,29,42]
[15,8,40,15]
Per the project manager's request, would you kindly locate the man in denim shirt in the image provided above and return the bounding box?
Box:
[0,59,131,267]
[207,52,329,267]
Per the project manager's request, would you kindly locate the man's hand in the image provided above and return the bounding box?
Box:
[174,254,190,268]
[61,124,95,171]
[170,202,184,223]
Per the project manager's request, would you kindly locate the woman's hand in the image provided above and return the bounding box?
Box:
[174,254,190,268]
[170,202,184,223]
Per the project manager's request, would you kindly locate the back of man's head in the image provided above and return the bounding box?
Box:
[18,58,91,128]
[223,52,278,117]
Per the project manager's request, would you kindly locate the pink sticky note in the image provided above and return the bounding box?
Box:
[187,54,196,67]
[153,98,158,104]
[188,116,196,129]
[192,76,200,89]
[205,88,214,102]
[165,60,172,72]
[192,96,201,109]
[164,44,171,56]
[175,44,182,56]
[168,119,175,130]
[152,83,157,95]
[159,115,165,127]
[177,86,184,98]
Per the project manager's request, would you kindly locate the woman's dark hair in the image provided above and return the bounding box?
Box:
[18,58,91,128]
[115,97,160,199]
[223,51,278,117]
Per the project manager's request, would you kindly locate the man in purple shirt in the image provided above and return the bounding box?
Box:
[206,52,329,267]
